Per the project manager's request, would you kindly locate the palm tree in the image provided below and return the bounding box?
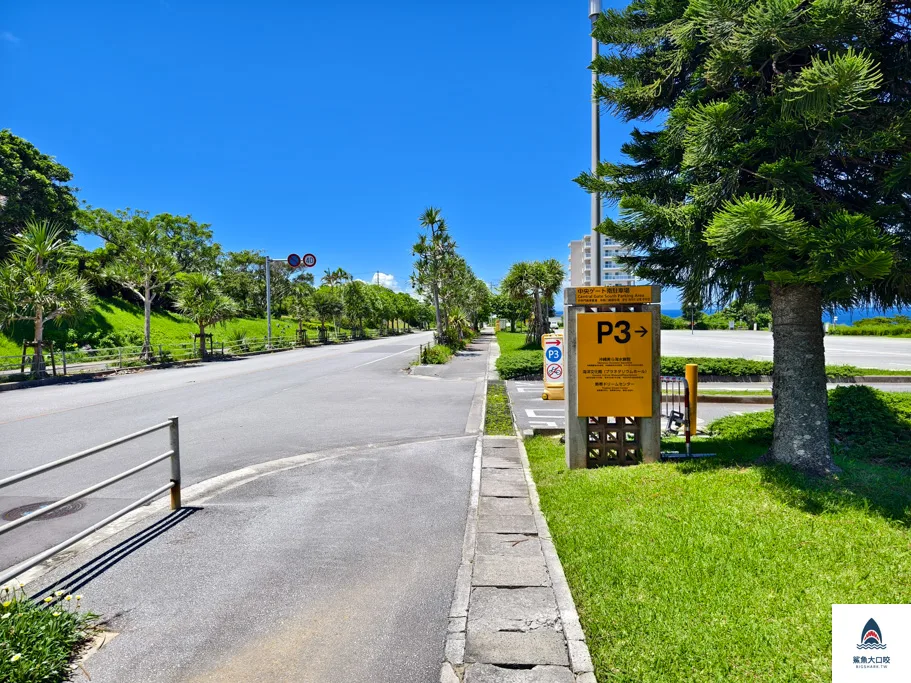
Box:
[175,273,237,360]
[502,260,565,345]
[0,220,93,376]
[412,207,455,342]
[285,281,315,337]
[321,267,352,288]
[312,286,344,339]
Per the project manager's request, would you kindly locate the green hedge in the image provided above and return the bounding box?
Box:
[661,356,774,377]
[422,345,453,364]
[496,350,543,379]
[709,386,911,465]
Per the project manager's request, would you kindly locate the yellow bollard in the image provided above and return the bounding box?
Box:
[685,363,698,437]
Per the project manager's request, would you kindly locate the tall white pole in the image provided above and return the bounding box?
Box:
[265,256,272,346]
[590,0,602,286]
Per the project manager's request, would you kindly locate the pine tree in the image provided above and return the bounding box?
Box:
[577,0,911,474]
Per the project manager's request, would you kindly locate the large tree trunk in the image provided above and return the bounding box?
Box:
[432,285,443,342]
[199,324,207,360]
[142,281,153,361]
[31,310,46,377]
[769,283,835,475]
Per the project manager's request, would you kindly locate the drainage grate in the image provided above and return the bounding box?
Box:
[2,500,86,522]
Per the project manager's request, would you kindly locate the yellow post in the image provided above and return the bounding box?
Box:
[685,364,698,436]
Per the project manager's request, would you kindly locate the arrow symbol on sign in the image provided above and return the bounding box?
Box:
[636,326,648,337]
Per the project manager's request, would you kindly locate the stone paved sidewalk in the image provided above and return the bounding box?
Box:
[440,434,595,683]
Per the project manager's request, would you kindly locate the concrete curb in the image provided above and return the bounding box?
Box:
[441,332,493,682]
[441,331,596,682]
[516,436,596,681]
[699,395,774,404]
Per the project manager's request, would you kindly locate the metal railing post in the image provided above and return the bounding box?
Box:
[169,416,181,510]
[118,347,123,369]
[62,347,67,375]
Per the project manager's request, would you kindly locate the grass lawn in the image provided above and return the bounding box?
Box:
[484,382,514,435]
[0,297,350,356]
[526,409,911,681]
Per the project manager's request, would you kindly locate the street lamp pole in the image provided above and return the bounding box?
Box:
[589,0,602,286]
[264,256,272,347]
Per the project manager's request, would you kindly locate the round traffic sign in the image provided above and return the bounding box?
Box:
[545,346,562,363]
[302,253,317,268]
[546,363,563,380]
[287,253,301,268]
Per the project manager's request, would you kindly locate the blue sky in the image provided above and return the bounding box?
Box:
[2,1,669,301]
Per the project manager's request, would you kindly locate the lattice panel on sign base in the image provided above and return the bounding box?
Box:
[586,416,641,467]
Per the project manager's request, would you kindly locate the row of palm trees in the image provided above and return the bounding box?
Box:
[501,259,565,346]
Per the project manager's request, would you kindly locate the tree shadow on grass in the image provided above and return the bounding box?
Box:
[667,437,911,527]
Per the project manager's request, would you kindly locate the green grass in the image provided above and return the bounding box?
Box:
[709,386,911,466]
[484,382,514,435]
[0,586,98,683]
[495,331,543,379]
[0,297,347,356]
[527,431,911,682]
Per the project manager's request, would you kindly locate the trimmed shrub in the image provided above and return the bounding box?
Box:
[422,345,453,364]
[496,350,543,379]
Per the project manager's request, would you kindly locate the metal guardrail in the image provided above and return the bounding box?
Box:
[0,417,182,585]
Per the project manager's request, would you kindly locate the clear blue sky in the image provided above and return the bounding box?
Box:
[3,1,669,300]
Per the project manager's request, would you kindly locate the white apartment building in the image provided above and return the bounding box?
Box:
[567,234,638,287]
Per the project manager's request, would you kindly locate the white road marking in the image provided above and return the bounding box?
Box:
[525,409,565,418]
[350,345,420,369]
[529,421,559,428]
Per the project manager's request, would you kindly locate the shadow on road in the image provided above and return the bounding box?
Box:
[33,507,201,601]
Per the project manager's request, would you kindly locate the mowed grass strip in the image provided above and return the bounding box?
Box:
[525,435,911,682]
[484,382,514,435]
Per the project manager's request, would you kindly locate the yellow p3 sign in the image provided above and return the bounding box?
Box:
[577,312,653,417]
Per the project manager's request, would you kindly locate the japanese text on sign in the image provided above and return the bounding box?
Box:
[577,312,653,417]
[574,286,654,306]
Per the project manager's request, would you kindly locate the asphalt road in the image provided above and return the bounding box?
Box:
[0,332,490,682]
[662,330,911,369]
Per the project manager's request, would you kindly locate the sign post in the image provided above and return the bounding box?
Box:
[541,333,564,400]
[564,285,661,468]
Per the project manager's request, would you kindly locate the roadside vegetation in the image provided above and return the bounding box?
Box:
[1,133,495,379]
[0,585,98,683]
[830,315,911,337]
[494,332,911,380]
[484,382,514,435]
[527,387,911,680]
[411,207,491,348]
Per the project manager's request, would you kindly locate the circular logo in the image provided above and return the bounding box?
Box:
[302,253,317,268]
[546,364,563,380]
[287,253,301,268]
[545,346,562,363]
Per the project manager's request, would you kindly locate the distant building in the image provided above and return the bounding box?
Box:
[567,234,638,287]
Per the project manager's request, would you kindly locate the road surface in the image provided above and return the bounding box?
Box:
[0,332,490,682]
[661,330,911,369]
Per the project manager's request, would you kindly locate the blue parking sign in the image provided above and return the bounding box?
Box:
[545,346,562,363]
